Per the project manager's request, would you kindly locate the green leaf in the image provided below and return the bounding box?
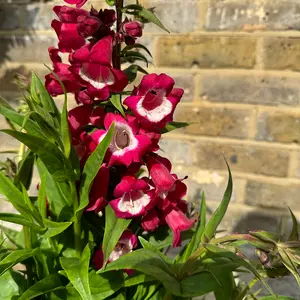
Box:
[61,95,71,158]
[0,270,25,299]
[0,96,14,111]
[13,149,34,191]
[36,159,73,220]
[0,248,38,276]
[121,51,149,66]
[161,122,190,134]
[30,72,41,104]
[0,213,43,232]
[38,173,47,219]
[181,192,206,261]
[102,205,131,265]
[106,0,115,5]
[123,44,152,58]
[33,72,61,121]
[124,273,157,287]
[0,171,32,216]
[100,249,180,296]
[278,247,300,286]
[123,64,148,83]
[288,207,299,241]
[259,297,296,300]
[18,274,64,300]
[138,236,172,264]
[1,130,74,182]
[89,270,124,299]
[43,219,72,239]
[60,244,92,300]
[202,160,232,242]
[0,225,24,248]
[139,7,170,33]
[0,105,46,138]
[78,124,114,213]
[180,272,220,298]
[110,94,126,118]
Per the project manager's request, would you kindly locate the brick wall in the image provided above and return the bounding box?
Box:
[1,0,300,233]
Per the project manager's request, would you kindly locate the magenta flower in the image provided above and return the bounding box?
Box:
[91,113,151,166]
[124,74,184,128]
[70,36,128,100]
[63,0,87,9]
[93,230,138,270]
[122,20,143,38]
[86,164,109,213]
[110,175,154,218]
[141,209,160,231]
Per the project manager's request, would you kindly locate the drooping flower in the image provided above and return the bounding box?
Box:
[124,73,184,128]
[110,175,154,218]
[63,0,88,9]
[93,230,138,270]
[91,113,151,166]
[141,209,160,231]
[70,36,128,100]
[86,164,109,213]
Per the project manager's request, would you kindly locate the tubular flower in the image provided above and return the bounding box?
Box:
[63,0,88,9]
[124,73,184,128]
[110,175,154,218]
[93,230,138,270]
[91,113,151,166]
[70,36,128,100]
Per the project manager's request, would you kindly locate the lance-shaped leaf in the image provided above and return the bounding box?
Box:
[0,248,38,276]
[100,249,180,295]
[0,225,24,248]
[78,124,114,213]
[139,7,170,33]
[122,44,152,58]
[14,149,34,191]
[37,173,47,220]
[288,207,299,241]
[43,219,72,239]
[61,94,71,159]
[0,213,43,232]
[102,205,131,265]
[161,122,190,134]
[123,64,148,83]
[124,273,156,287]
[18,274,64,300]
[60,245,92,300]
[1,130,74,182]
[180,192,206,261]
[202,161,232,242]
[110,94,126,118]
[259,297,296,300]
[0,171,33,217]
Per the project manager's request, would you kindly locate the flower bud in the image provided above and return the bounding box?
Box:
[122,21,143,38]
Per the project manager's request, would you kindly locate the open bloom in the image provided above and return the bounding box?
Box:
[93,230,137,270]
[110,175,154,218]
[124,73,184,128]
[70,36,128,100]
[91,113,151,166]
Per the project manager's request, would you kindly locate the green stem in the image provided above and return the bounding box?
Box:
[24,226,34,286]
[113,0,124,69]
[71,181,82,256]
[235,277,259,300]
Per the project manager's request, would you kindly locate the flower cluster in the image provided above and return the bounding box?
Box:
[46,0,195,270]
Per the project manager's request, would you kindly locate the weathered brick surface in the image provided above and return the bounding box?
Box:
[144,0,199,33]
[0,5,21,30]
[175,106,251,138]
[263,37,300,72]
[194,141,290,177]
[206,1,300,31]
[158,138,195,166]
[22,4,55,30]
[169,73,195,101]
[156,36,257,68]
[0,35,55,64]
[257,111,300,143]
[245,180,300,211]
[201,72,300,106]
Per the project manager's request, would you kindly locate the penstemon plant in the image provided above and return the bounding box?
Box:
[0,0,300,299]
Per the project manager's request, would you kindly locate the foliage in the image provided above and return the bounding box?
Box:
[0,0,299,299]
